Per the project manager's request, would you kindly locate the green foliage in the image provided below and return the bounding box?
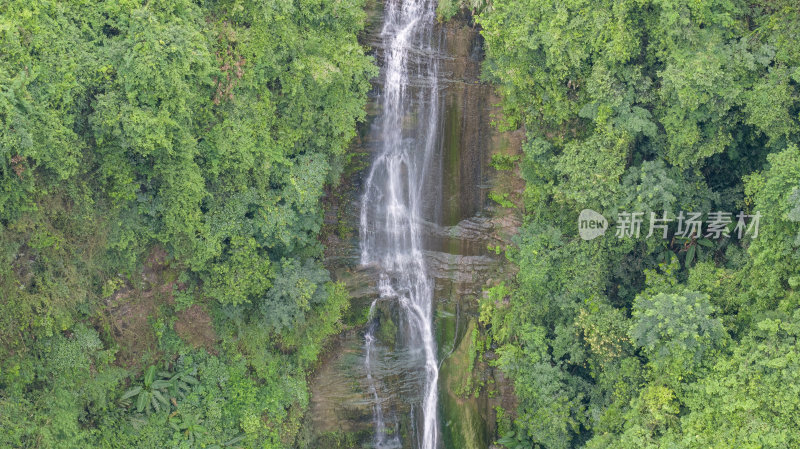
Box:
[168,410,207,445]
[436,0,488,21]
[677,312,800,448]
[630,291,728,384]
[0,0,373,446]
[205,236,273,306]
[479,0,798,213]
[496,429,534,449]
[260,258,332,332]
[490,153,520,171]
[120,366,171,415]
[743,144,800,310]
[0,325,125,448]
[479,0,800,447]
[119,365,199,415]
[488,191,516,208]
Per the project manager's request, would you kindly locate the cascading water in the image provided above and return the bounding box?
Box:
[359,0,442,447]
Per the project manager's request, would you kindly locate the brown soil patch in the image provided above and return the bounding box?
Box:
[105,289,159,368]
[174,304,217,351]
[103,246,178,369]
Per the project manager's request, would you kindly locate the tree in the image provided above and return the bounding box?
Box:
[677,313,800,448]
[743,144,800,311]
[630,290,728,386]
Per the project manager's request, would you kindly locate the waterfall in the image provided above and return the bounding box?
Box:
[359,0,442,447]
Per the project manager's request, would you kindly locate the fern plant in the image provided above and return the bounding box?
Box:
[169,411,207,444]
[159,368,199,400]
[119,366,171,414]
[496,430,535,449]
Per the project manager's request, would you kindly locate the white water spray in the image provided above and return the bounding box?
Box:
[359,0,442,447]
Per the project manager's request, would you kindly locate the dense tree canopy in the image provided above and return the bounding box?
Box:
[3,0,799,446]
[477,0,800,447]
[1,0,373,447]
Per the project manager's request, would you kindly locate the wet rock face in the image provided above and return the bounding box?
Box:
[433,19,523,449]
[305,6,523,449]
[439,20,490,227]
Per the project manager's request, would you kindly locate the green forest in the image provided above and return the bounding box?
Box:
[476,0,800,447]
[1,0,799,448]
[1,0,374,447]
